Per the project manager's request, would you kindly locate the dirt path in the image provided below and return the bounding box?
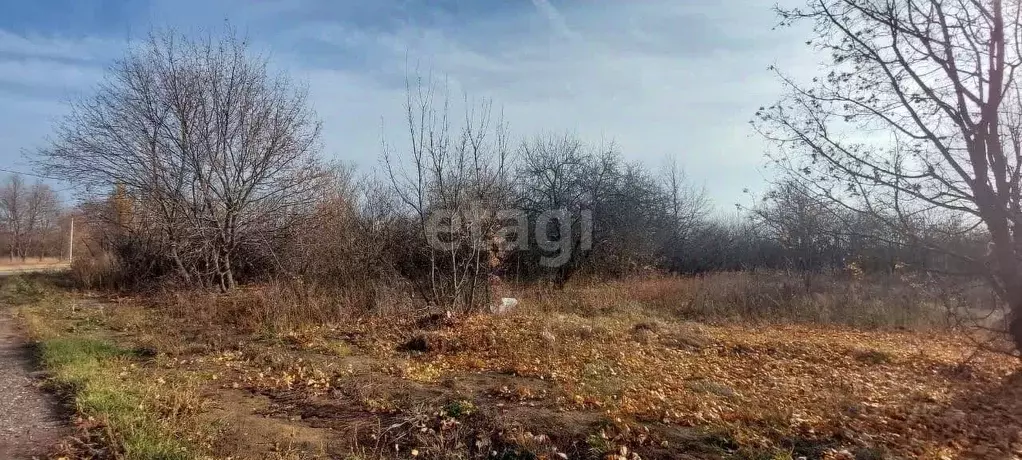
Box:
[0,310,67,459]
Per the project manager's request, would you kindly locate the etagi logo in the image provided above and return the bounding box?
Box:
[425,204,592,267]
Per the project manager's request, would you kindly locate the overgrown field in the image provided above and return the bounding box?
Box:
[3,272,1020,459]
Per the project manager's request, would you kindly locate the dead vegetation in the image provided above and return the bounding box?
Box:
[6,272,1020,460]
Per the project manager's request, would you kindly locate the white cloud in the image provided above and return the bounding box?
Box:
[269,0,819,207]
[0,0,821,208]
[0,30,114,177]
[0,58,103,90]
[293,66,406,165]
[0,30,121,62]
[530,0,578,41]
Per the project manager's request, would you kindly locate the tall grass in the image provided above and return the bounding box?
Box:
[146,270,966,335]
[155,280,364,333]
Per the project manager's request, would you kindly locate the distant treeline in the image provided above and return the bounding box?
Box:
[0,174,67,261]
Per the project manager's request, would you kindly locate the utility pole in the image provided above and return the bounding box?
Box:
[68,217,74,263]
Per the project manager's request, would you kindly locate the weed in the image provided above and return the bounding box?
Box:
[585,433,614,456]
[0,275,49,306]
[853,349,895,365]
[442,400,476,419]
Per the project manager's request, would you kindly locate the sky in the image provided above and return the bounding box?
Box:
[0,0,818,209]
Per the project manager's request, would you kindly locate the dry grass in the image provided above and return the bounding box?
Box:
[523,271,956,330]
[69,251,121,289]
[9,272,1021,459]
[0,256,64,266]
[0,258,69,277]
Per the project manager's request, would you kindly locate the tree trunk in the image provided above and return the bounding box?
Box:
[1005,306,1021,353]
[169,242,191,285]
[1007,286,1022,354]
[223,254,236,291]
[216,248,236,292]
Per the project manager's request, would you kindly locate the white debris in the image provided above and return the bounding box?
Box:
[490,297,519,314]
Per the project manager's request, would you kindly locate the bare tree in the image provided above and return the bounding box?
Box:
[383,74,514,311]
[515,135,705,281]
[0,174,25,260]
[39,29,324,290]
[757,0,1022,349]
[751,179,842,272]
[660,156,711,267]
[0,175,61,261]
[24,181,60,259]
[515,134,604,282]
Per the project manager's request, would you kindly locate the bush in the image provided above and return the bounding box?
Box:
[70,250,123,290]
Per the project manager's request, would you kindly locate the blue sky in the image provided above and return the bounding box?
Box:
[0,0,816,208]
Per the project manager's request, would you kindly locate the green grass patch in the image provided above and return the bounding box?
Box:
[4,275,203,459]
[36,334,196,459]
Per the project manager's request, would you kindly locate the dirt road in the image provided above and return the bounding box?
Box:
[0,273,69,458]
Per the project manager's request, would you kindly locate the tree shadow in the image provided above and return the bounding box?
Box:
[898,365,1022,459]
